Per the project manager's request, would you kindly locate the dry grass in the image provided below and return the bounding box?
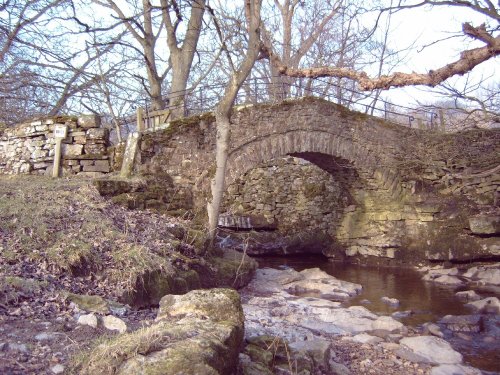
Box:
[0,175,203,299]
[68,322,173,375]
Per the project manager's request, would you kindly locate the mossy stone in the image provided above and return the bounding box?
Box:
[65,292,110,314]
[120,269,201,308]
[244,344,274,367]
[208,249,258,289]
[72,289,243,375]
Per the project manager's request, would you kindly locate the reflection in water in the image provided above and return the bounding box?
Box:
[253,255,500,372]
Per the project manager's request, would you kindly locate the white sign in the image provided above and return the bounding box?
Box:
[54,125,68,139]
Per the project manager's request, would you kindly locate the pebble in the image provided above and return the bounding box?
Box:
[35,332,55,341]
[392,310,413,319]
[422,322,444,338]
[102,315,127,333]
[8,343,29,353]
[77,313,98,328]
[381,296,400,307]
[51,364,65,374]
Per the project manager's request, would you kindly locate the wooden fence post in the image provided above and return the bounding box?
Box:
[439,109,446,132]
[136,107,144,132]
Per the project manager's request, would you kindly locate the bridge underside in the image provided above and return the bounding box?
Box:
[220,152,499,264]
[221,153,431,263]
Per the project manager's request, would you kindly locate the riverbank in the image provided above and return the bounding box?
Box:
[0,176,256,374]
[1,175,498,374]
[239,265,499,374]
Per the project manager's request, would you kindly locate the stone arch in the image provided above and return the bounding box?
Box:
[225,129,381,187]
[219,121,425,263]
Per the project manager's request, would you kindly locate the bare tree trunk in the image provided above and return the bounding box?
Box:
[169,56,191,117]
[207,0,262,246]
[92,0,169,111]
[161,0,206,118]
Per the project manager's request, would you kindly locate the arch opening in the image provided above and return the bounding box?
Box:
[219,153,363,259]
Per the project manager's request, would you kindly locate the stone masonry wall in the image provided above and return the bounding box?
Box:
[0,115,111,176]
[135,98,499,263]
[223,156,354,236]
[413,130,500,206]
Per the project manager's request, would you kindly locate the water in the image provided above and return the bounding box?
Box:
[253,255,500,373]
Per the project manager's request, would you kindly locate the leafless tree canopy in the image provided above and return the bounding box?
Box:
[266,0,499,91]
[0,0,498,128]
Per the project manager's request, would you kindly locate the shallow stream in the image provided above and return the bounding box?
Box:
[253,255,500,373]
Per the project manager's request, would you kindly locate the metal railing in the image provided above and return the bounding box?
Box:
[134,76,445,132]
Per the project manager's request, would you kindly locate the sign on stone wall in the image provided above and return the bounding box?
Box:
[0,115,111,176]
[54,125,68,138]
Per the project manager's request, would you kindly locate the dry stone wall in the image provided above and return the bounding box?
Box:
[414,130,500,206]
[0,115,111,176]
[223,156,354,236]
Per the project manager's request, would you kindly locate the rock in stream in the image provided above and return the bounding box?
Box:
[239,267,482,375]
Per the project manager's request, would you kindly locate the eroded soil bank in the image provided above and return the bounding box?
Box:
[0,176,256,374]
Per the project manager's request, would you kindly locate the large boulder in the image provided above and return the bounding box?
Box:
[119,269,201,308]
[431,364,482,375]
[466,297,500,314]
[72,288,244,375]
[204,249,258,289]
[399,336,463,365]
[285,268,362,301]
[438,315,483,333]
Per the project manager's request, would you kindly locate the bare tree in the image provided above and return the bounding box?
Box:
[91,0,172,110]
[207,0,263,243]
[0,0,71,124]
[160,0,206,117]
[260,0,342,100]
[265,1,499,91]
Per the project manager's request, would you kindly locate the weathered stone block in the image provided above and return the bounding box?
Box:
[86,128,108,140]
[77,114,101,129]
[84,142,106,155]
[33,162,50,170]
[73,136,86,144]
[83,162,110,173]
[94,160,109,169]
[69,131,86,136]
[469,216,500,235]
[31,149,48,159]
[62,143,83,156]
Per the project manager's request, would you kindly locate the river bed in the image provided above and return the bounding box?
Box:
[252,255,500,373]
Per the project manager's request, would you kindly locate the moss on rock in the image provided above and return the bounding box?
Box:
[71,289,244,375]
[65,292,110,314]
[120,269,201,308]
[206,249,258,289]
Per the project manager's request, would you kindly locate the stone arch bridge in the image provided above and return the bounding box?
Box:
[125,97,499,264]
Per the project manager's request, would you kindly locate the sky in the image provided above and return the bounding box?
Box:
[366,3,498,108]
[79,1,498,113]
